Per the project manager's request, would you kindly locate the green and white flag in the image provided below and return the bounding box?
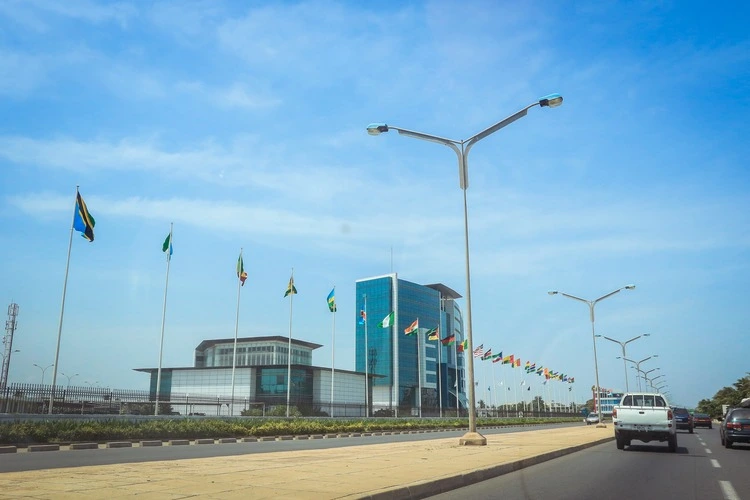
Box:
[162,232,173,259]
[378,311,394,328]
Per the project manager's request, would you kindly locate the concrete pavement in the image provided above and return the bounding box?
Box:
[0,425,613,499]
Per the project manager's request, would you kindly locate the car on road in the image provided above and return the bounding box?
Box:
[585,413,600,425]
[673,407,693,433]
[692,413,712,429]
[720,407,750,449]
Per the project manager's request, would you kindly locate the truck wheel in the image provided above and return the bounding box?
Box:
[668,435,677,453]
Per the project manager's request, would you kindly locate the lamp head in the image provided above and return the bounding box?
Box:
[539,93,563,108]
[547,290,558,295]
[624,284,636,290]
[367,123,389,136]
[643,333,651,337]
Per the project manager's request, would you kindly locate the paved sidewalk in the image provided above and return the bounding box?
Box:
[0,425,613,499]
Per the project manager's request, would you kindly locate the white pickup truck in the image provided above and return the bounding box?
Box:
[612,392,677,452]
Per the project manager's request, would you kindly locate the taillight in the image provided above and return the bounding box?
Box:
[667,409,673,420]
[613,408,618,418]
[727,422,742,430]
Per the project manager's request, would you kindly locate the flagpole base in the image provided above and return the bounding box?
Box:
[459,431,487,446]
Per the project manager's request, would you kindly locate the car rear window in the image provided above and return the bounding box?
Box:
[674,408,688,415]
[730,409,750,419]
[621,395,666,407]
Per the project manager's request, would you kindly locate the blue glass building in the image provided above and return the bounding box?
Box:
[355,274,466,416]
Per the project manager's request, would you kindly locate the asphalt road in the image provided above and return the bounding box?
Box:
[429,426,750,500]
[0,422,578,473]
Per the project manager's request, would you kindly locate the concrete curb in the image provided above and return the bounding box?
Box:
[361,435,615,500]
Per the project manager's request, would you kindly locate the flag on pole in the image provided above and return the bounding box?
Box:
[359,310,367,324]
[426,327,439,341]
[473,344,484,358]
[440,334,455,346]
[284,275,297,297]
[378,312,394,328]
[327,288,336,312]
[481,348,493,360]
[404,319,418,335]
[162,232,173,259]
[457,339,468,353]
[73,191,95,242]
[236,253,247,286]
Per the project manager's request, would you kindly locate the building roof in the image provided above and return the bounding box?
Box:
[133,364,383,378]
[424,283,462,300]
[194,336,322,352]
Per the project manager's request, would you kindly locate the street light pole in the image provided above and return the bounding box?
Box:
[33,363,54,385]
[368,93,563,446]
[600,334,650,393]
[549,285,636,427]
[60,372,79,387]
[618,355,658,391]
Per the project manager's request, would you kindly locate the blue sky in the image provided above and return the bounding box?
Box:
[1,1,748,409]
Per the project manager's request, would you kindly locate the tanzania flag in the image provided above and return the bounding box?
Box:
[327,288,336,312]
[284,275,297,297]
[426,327,439,341]
[237,254,247,286]
[440,334,456,346]
[73,191,95,242]
[404,319,418,335]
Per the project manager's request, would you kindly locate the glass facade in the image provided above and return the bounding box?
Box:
[195,337,315,368]
[355,274,466,412]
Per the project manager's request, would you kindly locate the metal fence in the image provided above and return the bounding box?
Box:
[0,383,577,419]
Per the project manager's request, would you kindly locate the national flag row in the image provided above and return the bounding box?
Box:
[471,344,575,383]
[357,313,471,353]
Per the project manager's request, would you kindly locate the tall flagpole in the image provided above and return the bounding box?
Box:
[454,338,459,417]
[48,186,79,414]
[363,294,368,417]
[416,321,421,418]
[155,223,173,416]
[437,330,442,418]
[330,286,336,418]
[285,268,295,418]
[230,248,243,416]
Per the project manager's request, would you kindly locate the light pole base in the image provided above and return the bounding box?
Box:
[596,423,607,429]
[459,431,487,446]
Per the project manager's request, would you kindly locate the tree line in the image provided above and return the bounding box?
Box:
[695,373,750,417]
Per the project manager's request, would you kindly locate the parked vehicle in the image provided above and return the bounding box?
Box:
[720,407,750,449]
[585,413,600,425]
[692,413,712,429]
[673,407,694,433]
[612,392,676,452]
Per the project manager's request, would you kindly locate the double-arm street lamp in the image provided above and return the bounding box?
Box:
[60,372,79,387]
[33,363,54,385]
[618,355,658,391]
[368,93,563,446]
[549,285,635,426]
[599,334,650,392]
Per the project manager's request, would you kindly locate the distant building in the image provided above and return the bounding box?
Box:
[136,274,467,418]
[136,336,371,417]
[355,273,467,416]
[592,388,624,415]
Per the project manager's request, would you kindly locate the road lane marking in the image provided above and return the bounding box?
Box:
[711,459,721,468]
[719,481,739,500]
[705,448,712,454]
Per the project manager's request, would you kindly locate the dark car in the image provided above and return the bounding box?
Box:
[720,407,750,448]
[693,413,712,429]
[673,407,693,433]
